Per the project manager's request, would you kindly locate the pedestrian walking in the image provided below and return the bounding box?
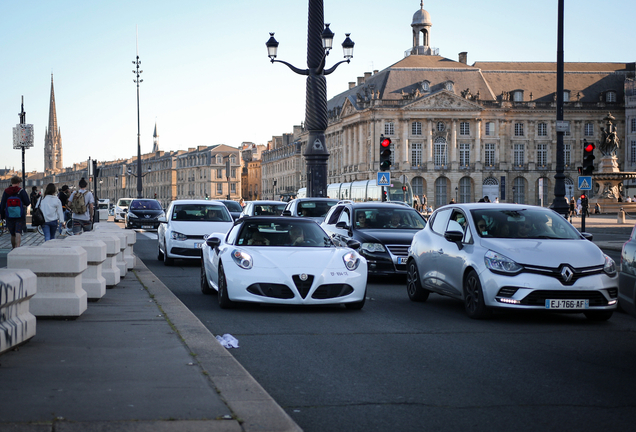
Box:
[29,186,41,215]
[37,183,66,241]
[0,175,31,249]
[57,185,71,234]
[68,178,95,234]
[421,195,427,212]
[569,198,576,222]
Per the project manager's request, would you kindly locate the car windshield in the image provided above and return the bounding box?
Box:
[130,200,162,210]
[297,200,338,218]
[236,221,333,247]
[470,208,581,239]
[223,201,242,212]
[354,208,427,230]
[172,204,232,222]
[253,204,287,216]
[118,199,132,208]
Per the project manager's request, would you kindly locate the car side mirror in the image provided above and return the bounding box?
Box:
[581,232,594,241]
[444,230,464,245]
[158,219,168,224]
[282,210,292,216]
[336,221,348,230]
[206,237,221,248]
[346,239,361,250]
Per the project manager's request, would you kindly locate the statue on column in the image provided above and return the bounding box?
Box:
[599,113,620,156]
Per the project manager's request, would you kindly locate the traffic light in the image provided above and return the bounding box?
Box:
[380,135,392,171]
[154,193,157,199]
[402,186,407,192]
[382,189,388,202]
[582,139,595,175]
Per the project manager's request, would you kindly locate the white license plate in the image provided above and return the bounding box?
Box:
[398,257,408,265]
[195,242,204,249]
[545,299,589,309]
[141,225,154,229]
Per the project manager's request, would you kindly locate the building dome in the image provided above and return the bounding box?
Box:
[412,2,431,26]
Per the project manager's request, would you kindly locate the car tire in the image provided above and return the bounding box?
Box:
[217,263,235,309]
[163,241,175,266]
[463,269,492,320]
[406,259,430,302]
[200,260,214,295]
[157,244,164,260]
[583,310,614,321]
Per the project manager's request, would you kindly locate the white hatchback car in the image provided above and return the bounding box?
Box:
[157,200,234,266]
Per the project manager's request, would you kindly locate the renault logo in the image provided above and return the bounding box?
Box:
[299,273,308,281]
[560,265,574,283]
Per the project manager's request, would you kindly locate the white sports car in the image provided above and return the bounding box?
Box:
[201,216,368,309]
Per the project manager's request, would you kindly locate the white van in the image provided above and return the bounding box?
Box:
[97,199,110,222]
[114,198,133,222]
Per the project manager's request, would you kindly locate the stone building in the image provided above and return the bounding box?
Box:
[240,142,266,201]
[266,3,635,209]
[261,126,304,201]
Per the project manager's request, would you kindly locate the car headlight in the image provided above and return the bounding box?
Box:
[361,242,386,253]
[170,231,188,241]
[231,249,253,269]
[343,251,361,271]
[484,250,522,274]
[603,254,617,276]
[127,212,138,218]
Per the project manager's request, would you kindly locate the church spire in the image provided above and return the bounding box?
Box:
[44,74,63,171]
[152,120,159,153]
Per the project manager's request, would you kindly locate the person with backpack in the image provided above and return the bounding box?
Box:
[0,176,31,249]
[36,183,66,241]
[68,178,95,234]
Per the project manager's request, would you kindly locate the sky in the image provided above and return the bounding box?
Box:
[0,0,633,173]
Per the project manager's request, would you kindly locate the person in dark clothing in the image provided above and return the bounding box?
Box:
[57,185,70,234]
[0,176,31,249]
[29,186,40,215]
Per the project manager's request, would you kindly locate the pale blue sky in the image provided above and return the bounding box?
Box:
[1,0,632,173]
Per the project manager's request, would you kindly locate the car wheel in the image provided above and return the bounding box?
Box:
[463,269,492,320]
[157,244,164,260]
[583,310,613,321]
[406,259,430,302]
[345,287,366,310]
[217,263,235,309]
[200,260,214,295]
[163,241,175,266]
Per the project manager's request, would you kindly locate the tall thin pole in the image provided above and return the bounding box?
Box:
[133,26,143,198]
[19,96,26,187]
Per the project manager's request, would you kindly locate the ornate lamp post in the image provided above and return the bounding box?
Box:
[132,34,144,199]
[266,0,354,197]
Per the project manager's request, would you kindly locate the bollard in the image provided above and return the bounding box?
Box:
[8,246,88,318]
[618,209,626,224]
[94,224,136,270]
[44,238,107,301]
[0,269,37,355]
[79,232,121,287]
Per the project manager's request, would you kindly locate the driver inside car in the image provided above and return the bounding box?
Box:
[289,226,305,246]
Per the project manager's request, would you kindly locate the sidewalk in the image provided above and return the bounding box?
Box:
[0,252,301,431]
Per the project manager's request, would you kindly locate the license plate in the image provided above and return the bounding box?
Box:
[545,299,589,309]
[398,257,408,265]
[142,225,153,229]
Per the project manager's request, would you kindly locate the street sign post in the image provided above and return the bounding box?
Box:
[578,176,592,190]
[377,172,390,186]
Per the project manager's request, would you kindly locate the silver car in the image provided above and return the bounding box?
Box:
[406,203,618,320]
[618,225,636,319]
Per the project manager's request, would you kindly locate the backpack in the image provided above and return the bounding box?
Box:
[5,193,24,219]
[70,190,88,214]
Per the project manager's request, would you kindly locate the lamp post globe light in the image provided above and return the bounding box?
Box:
[266,0,354,198]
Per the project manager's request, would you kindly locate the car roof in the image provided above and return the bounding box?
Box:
[238,216,318,224]
[291,197,338,202]
[438,203,553,211]
[343,201,419,209]
[170,199,227,205]
[246,200,287,205]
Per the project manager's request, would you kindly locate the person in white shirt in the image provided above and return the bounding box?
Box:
[36,183,66,241]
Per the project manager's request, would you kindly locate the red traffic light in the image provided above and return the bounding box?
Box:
[584,143,595,153]
[381,137,392,148]
[581,194,586,200]
[402,186,407,192]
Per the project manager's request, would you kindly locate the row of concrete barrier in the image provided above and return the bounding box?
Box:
[0,222,136,355]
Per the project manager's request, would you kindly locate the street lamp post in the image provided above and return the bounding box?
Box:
[114,174,118,203]
[455,186,458,203]
[273,179,277,201]
[266,0,354,198]
[132,33,144,199]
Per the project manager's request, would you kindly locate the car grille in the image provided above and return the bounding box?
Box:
[247,283,294,299]
[522,264,605,286]
[386,245,409,256]
[312,284,354,299]
[169,247,201,257]
[186,235,206,240]
[521,290,609,306]
[497,287,519,297]
[292,274,315,299]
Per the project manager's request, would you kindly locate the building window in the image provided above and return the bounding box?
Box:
[216,155,223,164]
[564,143,571,167]
[384,122,394,135]
[421,81,430,91]
[631,141,636,165]
[514,123,524,137]
[513,177,526,204]
[412,122,422,135]
[606,91,617,103]
[513,91,523,102]
[563,90,570,102]
[537,122,547,137]
[434,137,448,167]
[484,143,495,166]
[434,177,448,208]
[445,82,453,91]
[217,168,223,179]
[411,142,423,166]
[513,143,525,167]
[585,123,594,136]
[437,122,445,132]
[459,143,470,167]
[631,118,636,133]
[216,183,223,195]
[230,183,236,194]
[459,177,471,203]
[412,177,424,200]
[460,122,470,136]
[537,144,547,167]
[485,122,494,136]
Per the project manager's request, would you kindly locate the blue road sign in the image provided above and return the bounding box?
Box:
[377,172,391,186]
[578,176,592,190]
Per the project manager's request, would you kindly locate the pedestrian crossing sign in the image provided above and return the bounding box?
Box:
[377,172,391,186]
[578,176,592,190]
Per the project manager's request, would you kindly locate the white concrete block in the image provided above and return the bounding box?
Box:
[7,246,88,318]
[95,224,136,270]
[76,232,121,287]
[44,239,107,301]
[88,229,127,277]
[0,269,37,355]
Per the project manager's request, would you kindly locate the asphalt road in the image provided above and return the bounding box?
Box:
[134,232,636,432]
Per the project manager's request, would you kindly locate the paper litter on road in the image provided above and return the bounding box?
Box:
[215,333,239,348]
